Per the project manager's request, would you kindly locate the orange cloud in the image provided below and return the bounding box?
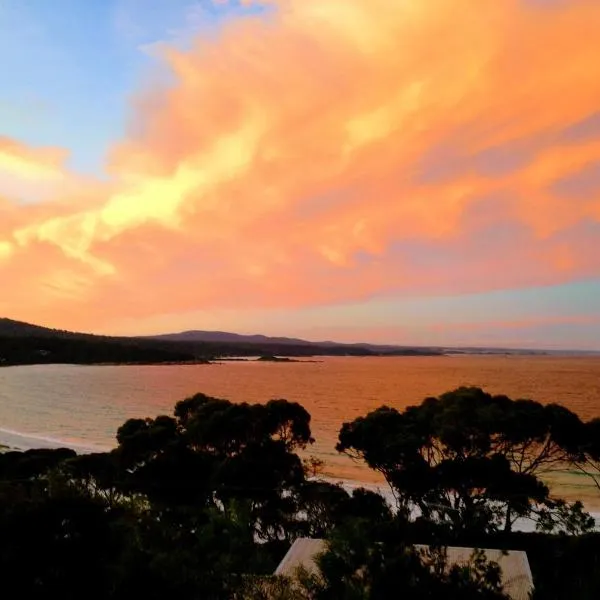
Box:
[0,136,71,206]
[1,0,600,331]
[0,136,67,180]
[0,241,13,261]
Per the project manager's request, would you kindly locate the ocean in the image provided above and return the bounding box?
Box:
[1,355,600,506]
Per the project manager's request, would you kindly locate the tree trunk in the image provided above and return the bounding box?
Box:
[504,504,512,532]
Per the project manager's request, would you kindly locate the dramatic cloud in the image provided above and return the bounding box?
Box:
[1,0,600,331]
[0,136,67,180]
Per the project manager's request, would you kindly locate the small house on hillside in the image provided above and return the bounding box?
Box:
[275,538,534,600]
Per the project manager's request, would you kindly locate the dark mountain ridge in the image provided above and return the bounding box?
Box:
[6,317,591,367]
[147,329,430,353]
[0,318,442,366]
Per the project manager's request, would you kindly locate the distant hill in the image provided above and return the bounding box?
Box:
[150,330,313,345]
[145,329,442,356]
[6,317,589,366]
[0,318,443,366]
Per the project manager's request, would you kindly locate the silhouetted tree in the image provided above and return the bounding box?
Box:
[337,387,590,532]
[572,418,600,494]
[113,393,314,541]
[2,388,600,598]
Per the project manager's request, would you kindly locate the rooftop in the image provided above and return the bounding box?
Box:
[275,538,534,600]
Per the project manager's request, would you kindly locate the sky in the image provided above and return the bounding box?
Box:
[1,0,599,349]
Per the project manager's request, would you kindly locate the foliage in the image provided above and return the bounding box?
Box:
[303,455,326,478]
[337,386,589,532]
[536,499,595,535]
[0,317,443,366]
[1,387,600,597]
[0,334,201,366]
[572,418,600,493]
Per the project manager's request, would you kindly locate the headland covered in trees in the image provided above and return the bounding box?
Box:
[5,316,592,368]
[3,386,600,598]
[0,317,445,366]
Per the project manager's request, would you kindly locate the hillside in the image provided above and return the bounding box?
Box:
[150,330,313,345]
[0,318,443,366]
[0,318,75,338]
[146,329,442,356]
[0,318,202,366]
[148,329,438,353]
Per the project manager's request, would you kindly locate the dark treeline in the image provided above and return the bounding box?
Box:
[0,335,437,367]
[0,317,441,366]
[0,335,204,366]
[2,387,600,598]
[0,318,205,365]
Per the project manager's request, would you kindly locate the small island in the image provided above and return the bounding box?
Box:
[256,354,295,362]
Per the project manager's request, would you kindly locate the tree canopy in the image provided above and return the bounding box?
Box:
[1,386,600,598]
[337,387,592,533]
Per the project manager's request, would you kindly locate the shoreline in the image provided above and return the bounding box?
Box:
[0,354,468,369]
[0,359,213,368]
[0,427,110,454]
[5,353,599,369]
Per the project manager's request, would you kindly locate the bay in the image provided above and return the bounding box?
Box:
[1,356,600,504]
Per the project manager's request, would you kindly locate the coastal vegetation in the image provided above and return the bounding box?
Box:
[0,317,443,366]
[2,387,600,598]
[0,334,204,366]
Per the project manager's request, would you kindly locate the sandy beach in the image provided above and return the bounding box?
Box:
[0,427,109,454]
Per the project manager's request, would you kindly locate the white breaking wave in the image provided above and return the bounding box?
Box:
[0,426,111,454]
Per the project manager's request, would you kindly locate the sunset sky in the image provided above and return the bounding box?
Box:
[1,0,600,349]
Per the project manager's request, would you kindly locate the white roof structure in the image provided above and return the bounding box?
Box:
[275,538,534,600]
[275,537,325,577]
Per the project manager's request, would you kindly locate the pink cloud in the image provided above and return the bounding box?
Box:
[1,0,600,331]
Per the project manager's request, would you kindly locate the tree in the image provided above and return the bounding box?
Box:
[337,387,588,533]
[62,451,129,507]
[0,447,76,481]
[303,456,325,478]
[113,393,315,542]
[572,417,600,494]
[174,394,313,455]
[2,389,600,598]
[0,478,122,599]
[295,481,351,538]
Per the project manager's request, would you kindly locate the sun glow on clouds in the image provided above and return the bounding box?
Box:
[0,136,67,181]
[1,0,600,335]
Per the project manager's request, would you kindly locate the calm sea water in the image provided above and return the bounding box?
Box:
[1,356,600,503]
